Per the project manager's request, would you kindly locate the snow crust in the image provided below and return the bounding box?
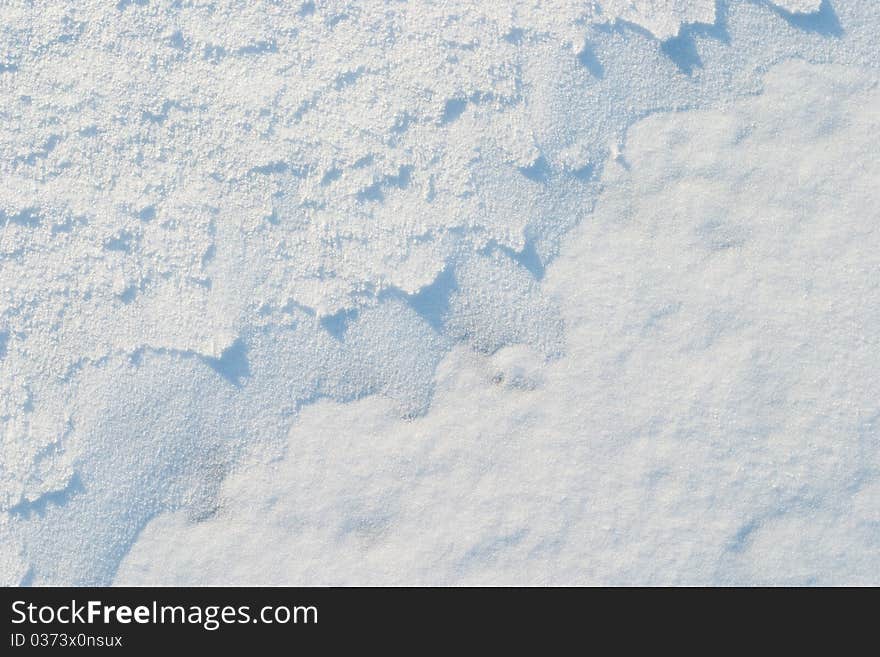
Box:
[1,0,878,585]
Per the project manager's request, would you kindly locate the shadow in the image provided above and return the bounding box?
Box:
[118,285,139,304]
[250,161,288,176]
[357,165,413,202]
[577,41,605,79]
[406,267,457,331]
[519,156,550,183]
[442,98,467,124]
[661,33,703,75]
[1,207,41,228]
[235,41,278,56]
[321,308,358,340]
[9,474,85,519]
[20,568,35,587]
[17,135,61,165]
[320,167,342,185]
[767,0,842,37]
[204,339,251,387]
[103,230,134,253]
[334,67,364,90]
[509,240,546,280]
[167,30,188,51]
[570,162,595,181]
[203,44,227,63]
[504,27,525,44]
[660,5,730,76]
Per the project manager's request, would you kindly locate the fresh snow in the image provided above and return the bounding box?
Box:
[1,0,878,585]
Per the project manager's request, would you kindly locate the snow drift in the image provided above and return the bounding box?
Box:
[1,0,878,585]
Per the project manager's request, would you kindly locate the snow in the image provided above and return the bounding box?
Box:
[116,60,880,585]
[598,1,717,40]
[1,0,878,585]
[775,1,824,14]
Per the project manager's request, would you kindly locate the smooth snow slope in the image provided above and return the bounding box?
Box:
[1,0,878,585]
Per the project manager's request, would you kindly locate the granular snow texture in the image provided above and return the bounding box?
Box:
[1,0,878,585]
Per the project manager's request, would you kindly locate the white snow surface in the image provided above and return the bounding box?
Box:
[1,0,878,585]
[776,1,823,14]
